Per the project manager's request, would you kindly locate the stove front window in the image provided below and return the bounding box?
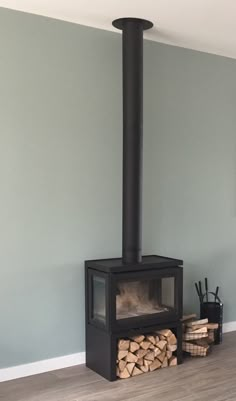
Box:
[116,276,175,320]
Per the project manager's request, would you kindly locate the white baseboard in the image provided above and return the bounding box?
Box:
[0,351,85,383]
[1,321,236,383]
[223,321,236,333]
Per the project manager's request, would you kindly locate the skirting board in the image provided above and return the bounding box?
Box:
[223,321,236,333]
[1,321,236,383]
[0,352,85,383]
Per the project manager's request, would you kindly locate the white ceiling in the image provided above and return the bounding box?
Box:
[1,0,236,59]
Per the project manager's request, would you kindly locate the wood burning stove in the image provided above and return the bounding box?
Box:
[85,17,183,381]
[85,256,183,380]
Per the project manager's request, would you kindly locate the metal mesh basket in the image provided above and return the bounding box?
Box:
[200,292,223,345]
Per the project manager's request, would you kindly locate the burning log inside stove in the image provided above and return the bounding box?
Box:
[116,281,169,319]
[116,329,177,378]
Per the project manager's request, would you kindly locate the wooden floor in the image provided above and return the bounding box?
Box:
[1,332,236,401]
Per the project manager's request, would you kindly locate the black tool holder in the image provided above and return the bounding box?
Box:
[200,292,223,345]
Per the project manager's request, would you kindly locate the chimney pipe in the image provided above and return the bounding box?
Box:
[112,18,153,264]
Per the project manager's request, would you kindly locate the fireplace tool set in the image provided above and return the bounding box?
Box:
[195,278,223,344]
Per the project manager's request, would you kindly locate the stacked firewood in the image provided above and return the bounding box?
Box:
[116,329,177,379]
[182,315,219,357]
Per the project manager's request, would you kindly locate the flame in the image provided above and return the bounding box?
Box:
[116,281,167,319]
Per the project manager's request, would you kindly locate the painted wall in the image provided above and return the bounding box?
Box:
[0,7,236,369]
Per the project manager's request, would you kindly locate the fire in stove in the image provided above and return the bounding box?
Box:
[116,281,168,319]
[116,277,174,320]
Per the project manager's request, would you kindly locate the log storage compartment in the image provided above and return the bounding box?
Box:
[85,255,183,381]
[117,329,177,379]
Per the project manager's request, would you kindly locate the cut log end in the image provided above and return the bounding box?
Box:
[126,352,138,363]
[132,367,143,376]
[140,365,149,373]
[146,335,156,345]
[118,339,130,351]
[169,356,177,367]
[161,357,168,368]
[118,350,128,360]
[130,335,145,343]
[145,351,155,361]
[156,340,167,351]
[118,367,130,379]
[140,341,151,350]
[129,341,140,353]
[157,351,166,363]
[150,359,162,372]
[126,362,135,375]
[117,329,178,378]
[118,360,127,372]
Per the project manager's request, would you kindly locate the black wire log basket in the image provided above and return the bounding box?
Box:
[200,292,223,345]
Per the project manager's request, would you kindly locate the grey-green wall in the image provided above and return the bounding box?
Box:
[0,7,236,369]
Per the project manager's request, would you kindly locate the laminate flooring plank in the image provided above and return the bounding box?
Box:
[0,333,235,401]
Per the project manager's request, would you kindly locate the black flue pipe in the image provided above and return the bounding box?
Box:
[112,18,153,264]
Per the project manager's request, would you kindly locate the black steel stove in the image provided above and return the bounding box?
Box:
[85,17,183,381]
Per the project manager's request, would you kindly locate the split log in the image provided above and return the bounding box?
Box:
[154,347,161,357]
[136,358,144,366]
[145,351,155,361]
[187,318,208,327]
[144,359,152,367]
[117,329,178,378]
[167,333,177,345]
[186,322,218,331]
[118,360,127,372]
[183,332,208,341]
[130,335,145,343]
[126,352,138,363]
[161,357,168,368]
[118,339,130,350]
[186,326,208,334]
[140,365,149,373]
[136,349,148,358]
[207,323,219,330]
[132,367,143,376]
[166,350,173,359]
[155,335,160,343]
[156,340,167,350]
[130,341,140,353]
[140,341,151,350]
[118,350,128,360]
[156,329,172,338]
[119,367,130,379]
[167,344,177,352]
[146,335,156,345]
[159,335,166,340]
[169,356,177,367]
[149,359,162,372]
[157,351,166,363]
[126,362,135,375]
[182,341,208,356]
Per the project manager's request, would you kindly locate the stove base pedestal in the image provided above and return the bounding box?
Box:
[86,321,183,381]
